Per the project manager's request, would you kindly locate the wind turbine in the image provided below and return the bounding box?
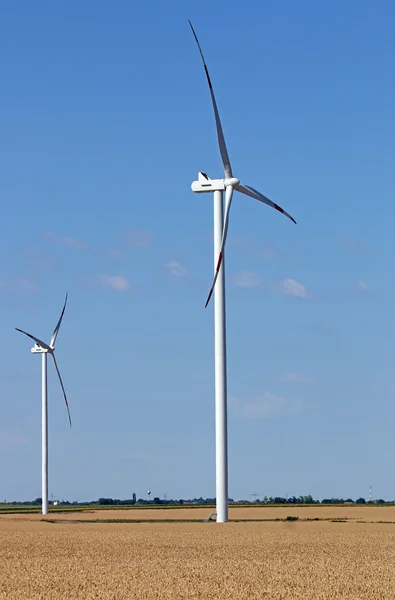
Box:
[188,21,296,523]
[16,294,71,515]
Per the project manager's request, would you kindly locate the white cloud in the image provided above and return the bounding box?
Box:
[43,231,87,249]
[164,262,188,277]
[16,276,38,293]
[0,431,28,451]
[357,280,369,292]
[339,235,369,254]
[313,321,334,333]
[230,271,262,288]
[229,237,281,261]
[97,274,129,292]
[282,373,315,384]
[229,273,309,297]
[230,392,287,419]
[1,277,40,293]
[43,232,124,261]
[61,236,87,248]
[119,228,153,248]
[100,248,126,261]
[281,278,308,298]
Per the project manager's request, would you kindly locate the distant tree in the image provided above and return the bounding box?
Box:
[132,493,136,504]
[153,497,160,504]
[33,497,42,505]
[98,498,114,505]
[356,497,366,504]
[375,499,385,504]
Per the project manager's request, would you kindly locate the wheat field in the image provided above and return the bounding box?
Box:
[2,508,395,599]
[3,503,395,522]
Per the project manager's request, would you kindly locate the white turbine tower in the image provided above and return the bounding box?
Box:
[16,294,71,515]
[189,22,297,523]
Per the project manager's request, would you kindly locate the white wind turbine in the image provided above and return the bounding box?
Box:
[16,294,71,515]
[188,21,297,523]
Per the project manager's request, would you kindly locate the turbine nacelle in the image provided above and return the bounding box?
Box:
[191,172,225,193]
[191,173,240,194]
[31,344,50,354]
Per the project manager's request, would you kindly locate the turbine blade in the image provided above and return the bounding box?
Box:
[188,20,232,179]
[15,328,52,352]
[237,183,297,224]
[50,353,72,427]
[205,185,234,308]
[50,293,68,349]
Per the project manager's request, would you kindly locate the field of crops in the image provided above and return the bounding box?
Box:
[2,503,395,522]
[2,507,395,598]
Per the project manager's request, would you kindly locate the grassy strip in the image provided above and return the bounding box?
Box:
[2,502,395,516]
[42,518,296,524]
[40,516,395,525]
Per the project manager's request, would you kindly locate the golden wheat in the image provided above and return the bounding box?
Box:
[3,504,395,522]
[1,509,395,598]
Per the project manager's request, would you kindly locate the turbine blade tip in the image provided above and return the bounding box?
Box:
[205,289,213,308]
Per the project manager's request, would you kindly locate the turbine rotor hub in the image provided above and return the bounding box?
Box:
[224,177,239,188]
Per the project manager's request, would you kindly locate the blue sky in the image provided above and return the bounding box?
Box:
[1,0,395,502]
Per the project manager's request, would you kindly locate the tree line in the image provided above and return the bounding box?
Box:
[3,494,391,506]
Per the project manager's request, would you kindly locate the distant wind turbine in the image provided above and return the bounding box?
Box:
[188,21,297,523]
[16,294,71,515]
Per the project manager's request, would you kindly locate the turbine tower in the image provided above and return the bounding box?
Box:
[16,294,71,515]
[188,22,296,523]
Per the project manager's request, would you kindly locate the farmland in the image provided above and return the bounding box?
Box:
[2,506,395,598]
[3,503,395,522]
